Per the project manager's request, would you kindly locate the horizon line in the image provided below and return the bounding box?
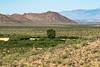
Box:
[0,8,100,15]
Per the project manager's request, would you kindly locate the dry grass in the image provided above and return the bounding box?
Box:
[0,26,100,67]
[6,39,100,67]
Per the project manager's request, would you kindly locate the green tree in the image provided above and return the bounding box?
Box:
[47,29,56,39]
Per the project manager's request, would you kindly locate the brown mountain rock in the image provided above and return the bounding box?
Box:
[0,12,77,26]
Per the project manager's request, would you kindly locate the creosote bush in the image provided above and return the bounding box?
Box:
[47,29,56,39]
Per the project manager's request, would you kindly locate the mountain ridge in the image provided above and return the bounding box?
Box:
[60,8,100,24]
[0,11,77,26]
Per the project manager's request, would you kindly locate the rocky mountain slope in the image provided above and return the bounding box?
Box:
[0,11,77,26]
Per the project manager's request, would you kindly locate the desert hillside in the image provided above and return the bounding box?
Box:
[0,11,77,26]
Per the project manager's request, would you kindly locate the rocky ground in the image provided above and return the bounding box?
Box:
[7,39,100,67]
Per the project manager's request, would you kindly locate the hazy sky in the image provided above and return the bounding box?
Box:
[0,0,100,14]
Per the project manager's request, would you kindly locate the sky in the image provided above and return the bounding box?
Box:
[0,0,100,14]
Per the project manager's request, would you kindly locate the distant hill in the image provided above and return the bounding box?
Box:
[0,11,77,26]
[60,9,100,24]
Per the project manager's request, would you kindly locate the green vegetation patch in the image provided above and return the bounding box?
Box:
[0,36,65,48]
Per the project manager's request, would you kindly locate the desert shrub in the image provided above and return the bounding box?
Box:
[0,60,3,66]
[47,29,56,39]
[9,34,30,41]
[20,63,28,67]
[0,37,65,48]
[33,38,65,48]
[0,33,4,37]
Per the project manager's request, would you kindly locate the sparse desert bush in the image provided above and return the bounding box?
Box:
[0,25,100,67]
[47,29,56,39]
[12,39,99,67]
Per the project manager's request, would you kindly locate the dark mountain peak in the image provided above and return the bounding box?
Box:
[45,11,58,14]
[44,11,62,17]
[23,11,61,16]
